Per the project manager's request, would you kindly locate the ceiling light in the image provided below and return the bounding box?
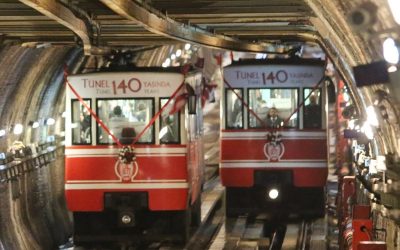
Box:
[46,118,56,126]
[383,37,399,64]
[13,124,23,135]
[388,65,398,73]
[0,129,5,137]
[184,43,191,50]
[164,58,171,67]
[361,121,374,140]
[32,122,40,128]
[366,106,379,127]
[388,0,400,25]
[176,49,182,57]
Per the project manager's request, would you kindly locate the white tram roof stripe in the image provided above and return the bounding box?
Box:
[220,161,327,168]
[65,147,187,155]
[221,131,326,139]
[66,154,185,158]
[66,179,187,183]
[65,182,189,190]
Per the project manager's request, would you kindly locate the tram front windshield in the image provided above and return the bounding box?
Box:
[97,99,154,144]
[248,88,298,128]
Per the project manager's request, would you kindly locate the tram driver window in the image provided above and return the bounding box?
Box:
[71,99,91,145]
[303,89,322,129]
[97,99,154,144]
[226,89,243,129]
[159,98,180,144]
[248,88,298,128]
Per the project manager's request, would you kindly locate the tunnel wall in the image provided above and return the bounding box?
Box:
[0,45,83,250]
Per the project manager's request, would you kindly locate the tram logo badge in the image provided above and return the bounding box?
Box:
[263,140,285,162]
[114,160,139,182]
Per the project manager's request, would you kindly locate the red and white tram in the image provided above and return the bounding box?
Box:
[64,67,204,244]
[221,58,328,217]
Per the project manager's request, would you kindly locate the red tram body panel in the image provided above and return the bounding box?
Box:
[220,130,328,187]
[65,145,189,211]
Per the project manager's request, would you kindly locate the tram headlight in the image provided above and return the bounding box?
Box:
[267,188,279,200]
[119,211,135,227]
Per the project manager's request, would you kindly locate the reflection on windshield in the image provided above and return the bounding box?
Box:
[159,98,180,144]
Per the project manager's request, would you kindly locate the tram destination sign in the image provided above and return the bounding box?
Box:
[224,65,325,87]
[67,72,184,98]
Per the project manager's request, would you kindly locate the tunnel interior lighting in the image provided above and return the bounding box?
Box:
[13,124,23,135]
[46,118,56,126]
[376,155,387,171]
[369,159,378,174]
[388,0,400,25]
[383,37,399,64]
[0,129,5,137]
[366,106,379,127]
[162,58,171,68]
[32,121,40,128]
[184,43,191,50]
[255,53,267,59]
[361,121,374,140]
[176,49,182,57]
[388,65,398,73]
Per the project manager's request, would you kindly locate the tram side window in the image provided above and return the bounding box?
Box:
[303,88,322,129]
[248,88,298,128]
[226,89,243,129]
[97,98,154,144]
[159,98,180,144]
[71,99,91,145]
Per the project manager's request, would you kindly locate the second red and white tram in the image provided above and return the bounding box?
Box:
[221,58,328,217]
[64,67,204,244]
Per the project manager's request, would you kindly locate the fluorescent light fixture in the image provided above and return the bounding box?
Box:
[376,155,387,171]
[361,121,374,140]
[383,37,399,64]
[366,106,379,127]
[13,124,23,135]
[388,0,400,25]
[388,65,398,73]
[46,118,56,126]
[163,58,171,68]
[32,121,40,128]
[255,53,267,59]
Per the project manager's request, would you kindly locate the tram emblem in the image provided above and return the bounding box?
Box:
[263,132,285,162]
[115,160,139,182]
